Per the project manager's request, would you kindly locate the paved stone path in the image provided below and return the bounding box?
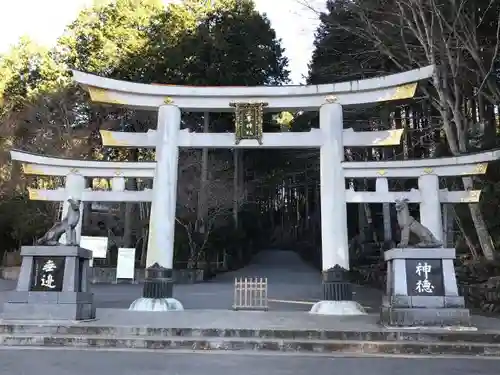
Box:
[0,249,381,312]
[84,308,498,331]
[2,249,499,331]
[0,349,498,375]
[1,249,500,373]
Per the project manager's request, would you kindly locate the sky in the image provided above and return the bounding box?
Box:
[0,0,326,84]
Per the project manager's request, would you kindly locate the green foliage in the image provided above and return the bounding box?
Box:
[308,0,396,84]
[307,0,500,264]
[0,37,68,111]
[57,0,165,76]
[0,0,291,261]
[0,195,55,252]
[170,0,289,85]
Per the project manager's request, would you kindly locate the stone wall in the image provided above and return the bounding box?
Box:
[1,266,204,284]
[88,267,204,284]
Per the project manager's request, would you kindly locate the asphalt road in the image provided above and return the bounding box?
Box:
[0,349,498,375]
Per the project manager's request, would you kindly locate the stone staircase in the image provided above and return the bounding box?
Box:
[1,321,500,357]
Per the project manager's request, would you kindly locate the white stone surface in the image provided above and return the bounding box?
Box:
[309,301,367,315]
[320,103,349,270]
[342,148,498,178]
[11,145,498,180]
[72,66,434,110]
[384,247,456,260]
[10,150,156,177]
[59,173,85,245]
[146,105,181,269]
[418,174,443,241]
[345,185,481,203]
[28,189,152,202]
[111,176,126,191]
[98,128,403,148]
[128,297,184,312]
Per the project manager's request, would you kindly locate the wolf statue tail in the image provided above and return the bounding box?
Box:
[428,229,443,247]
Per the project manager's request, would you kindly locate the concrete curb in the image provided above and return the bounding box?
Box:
[1,334,500,357]
[1,323,500,357]
[1,324,500,343]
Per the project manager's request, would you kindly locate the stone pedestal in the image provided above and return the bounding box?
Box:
[380,247,470,327]
[322,265,352,301]
[142,263,174,299]
[2,245,95,321]
[128,263,184,312]
[310,266,366,316]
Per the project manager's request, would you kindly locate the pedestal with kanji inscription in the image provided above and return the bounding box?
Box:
[380,248,470,327]
[2,245,95,321]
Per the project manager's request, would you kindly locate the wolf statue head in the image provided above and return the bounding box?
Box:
[394,198,410,212]
[67,197,81,209]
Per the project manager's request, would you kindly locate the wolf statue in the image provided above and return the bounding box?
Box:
[394,198,442,248]
[36,198,81,246]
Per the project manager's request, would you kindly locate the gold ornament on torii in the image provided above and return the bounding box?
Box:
[230,102,268,145]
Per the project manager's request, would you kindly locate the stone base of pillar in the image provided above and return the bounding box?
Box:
[128,263,184,312]
[322,265,353,301]
[380,247,471,327]
[309,300,367,315]
[309,266,365,315]
[128,297,184,311]
[142,263,174,299]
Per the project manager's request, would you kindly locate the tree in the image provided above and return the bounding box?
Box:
[0,38,89,254]
[0,37,76,195]
[0,37,68,111]
[0,0,291,267]
[172,0,290,86]
[175,150,249,267]
[307,0,395,84]
[57,0,165,79]
[55,0,290,262]
[304,0,500,260]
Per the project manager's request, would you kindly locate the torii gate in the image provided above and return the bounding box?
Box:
[11,64,499,314]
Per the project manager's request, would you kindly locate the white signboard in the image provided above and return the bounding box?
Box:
[116,247,136,280]
[80,236,108,267]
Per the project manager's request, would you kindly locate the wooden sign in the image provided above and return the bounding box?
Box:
[116,247,136,281]
[80,236,108,267]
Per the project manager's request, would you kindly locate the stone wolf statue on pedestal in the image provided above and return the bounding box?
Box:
[36,198,81,246]
[394,198,442,248]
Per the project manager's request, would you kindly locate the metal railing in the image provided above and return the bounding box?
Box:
[233,277,268,311]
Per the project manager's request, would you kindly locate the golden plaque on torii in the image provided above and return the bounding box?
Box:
[230,102,268,145]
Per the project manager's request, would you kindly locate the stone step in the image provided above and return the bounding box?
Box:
[1,323,500,344]
[1,334,500,357]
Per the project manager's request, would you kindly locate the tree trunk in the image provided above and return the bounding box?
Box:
[434,70,496,261]
[451,205,479,259]
[463,174,496,260]
[380,106,393,243]
[304,166,310,230]
[233,149,240,229]
[123,149,139,248]
[197,112,210,234]
[442,204,455,248]
[139,179,153,267]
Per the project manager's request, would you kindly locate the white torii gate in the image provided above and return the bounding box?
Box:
[12,64,499,314]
